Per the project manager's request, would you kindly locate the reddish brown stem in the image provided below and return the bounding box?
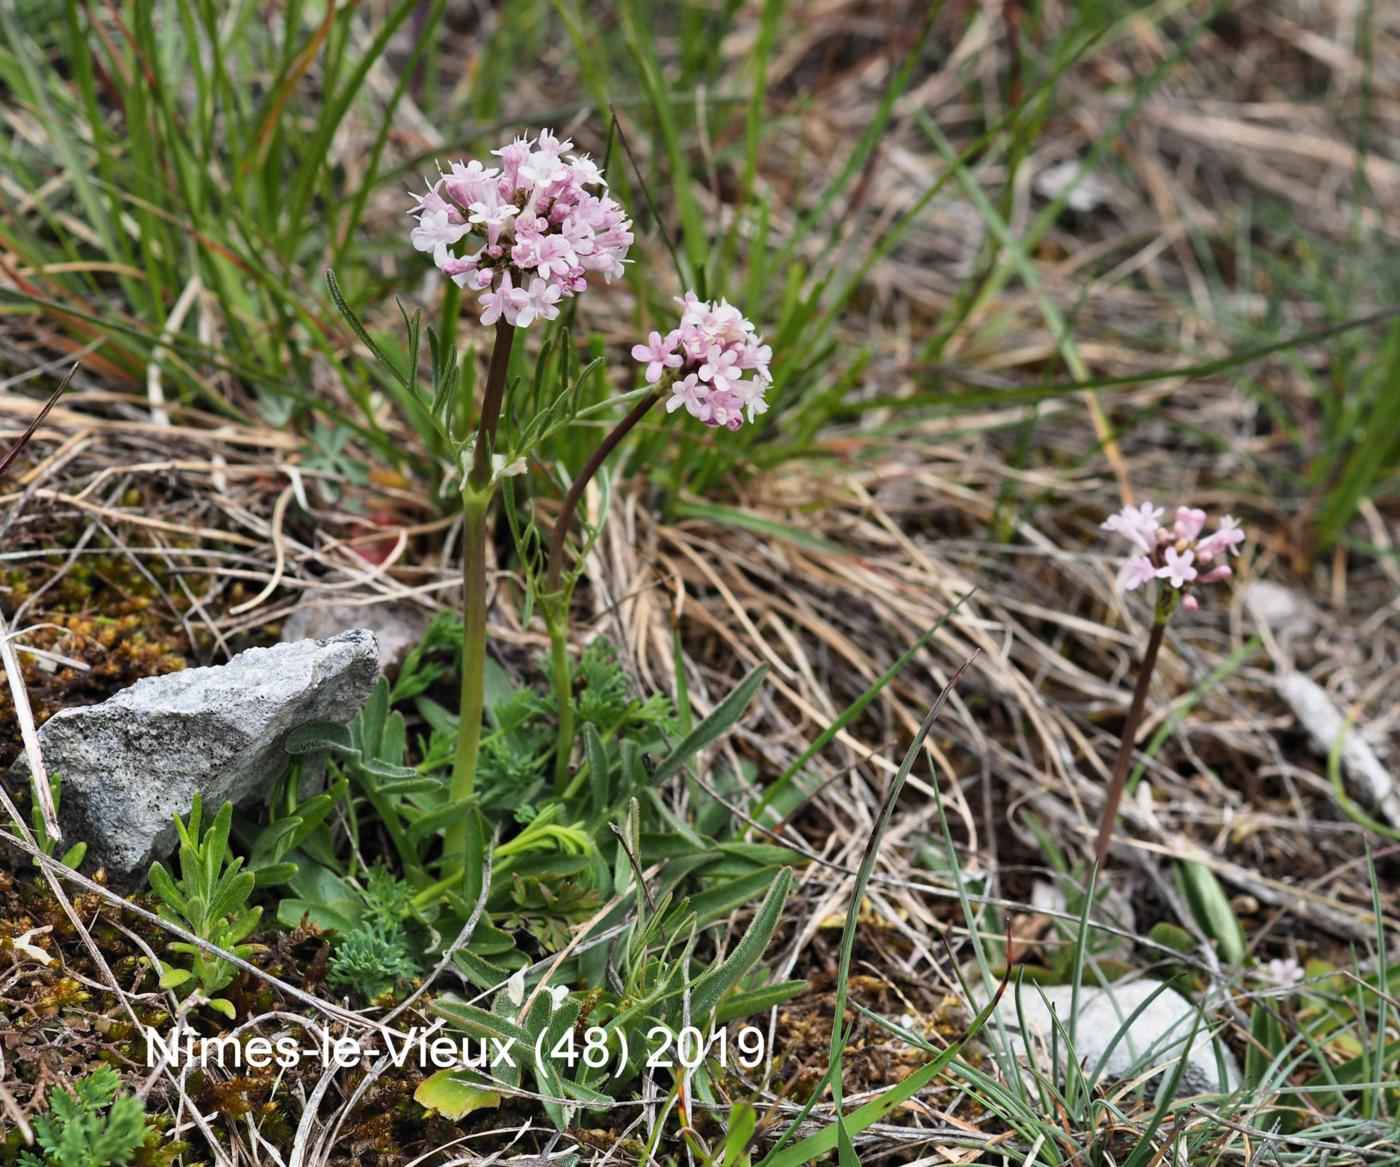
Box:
[1094,619,1167,866]
[468,318,516,490]
[544,390,660,592]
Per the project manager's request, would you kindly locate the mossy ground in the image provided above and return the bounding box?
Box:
[0,867,494,1166]
[1,510,191,767]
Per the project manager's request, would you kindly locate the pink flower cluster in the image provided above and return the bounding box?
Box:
[631,294,772,430]
[1101,503,1244,611]
[408,130,633,328]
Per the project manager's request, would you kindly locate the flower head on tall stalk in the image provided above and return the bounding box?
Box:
[548,294,772,593]
[1094,502,1245,865]
[545,295,771,790]
[1102,503,1243,612]
[407,130,632,883]
[634,293,773,430]
[409,130,634,329]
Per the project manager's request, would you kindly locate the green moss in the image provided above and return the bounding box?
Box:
[1,532,194,763]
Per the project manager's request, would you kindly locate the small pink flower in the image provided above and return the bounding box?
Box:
[1101,502,1165,552]
[439,254,479,288]
[1197,515,1244,561]
[632,331,683,384]
[408,182,454,218]
[746,341,774,381]
[1156,547,1198,589]
[410,207,469,265]
[510,233,543,271]
[515,278,561,328]
[698,344,743,393]
[469,200,518,245]
[1122,555,1156,590]
[534,128,570,159]
[441,159,498,209]
[740,388,769,423]
[568,153,605,187]
[479,273,526,326]
[521,147,566,187]
[705,390,747,431]
[665,373,707,418]
[1173,507,1207,542]
[492,137,532,188]
[533,235,576,280]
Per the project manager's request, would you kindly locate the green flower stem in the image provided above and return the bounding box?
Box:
[360,777,423,884]
[1094,613,1168,865]
[444,320,515,880]
[409,871,458,910]
[547,602,574,792]
[542,387,661,790]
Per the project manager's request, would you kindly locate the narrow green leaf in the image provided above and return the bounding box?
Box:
[252,862,299,887]
[1178,858,1246,966]
[714,979,808,1025]
[326,270,408,388]
[651,666,767,784]
[285,721,356,756]
[429,997,533,1050]
[366,772,439,796]
[584,722,610,819]
[147,861,186,915]
[689,867,793,1024]
[1319,318,1400,544]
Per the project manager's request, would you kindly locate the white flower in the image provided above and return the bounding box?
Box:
[505,968,526,1007]
[1101,502,1165,553]
[515,277,562,328]
[1122,555,1156,590]
[1261,957,1303,987]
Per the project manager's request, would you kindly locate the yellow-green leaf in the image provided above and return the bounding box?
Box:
[414,1070,501,1119]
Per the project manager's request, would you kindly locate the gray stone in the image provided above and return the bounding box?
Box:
[7,631,378,888]
[1029,878,1139,965]
[980,977,1240,1099]
[281,602,431,673]
[1244,580,1317,641]
[1280,672,1399,828]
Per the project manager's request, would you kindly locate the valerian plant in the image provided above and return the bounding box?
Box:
[404,129,635,887]
[298,126,799,1108]
[542,293,773,786]
[1095,503,1246,863]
